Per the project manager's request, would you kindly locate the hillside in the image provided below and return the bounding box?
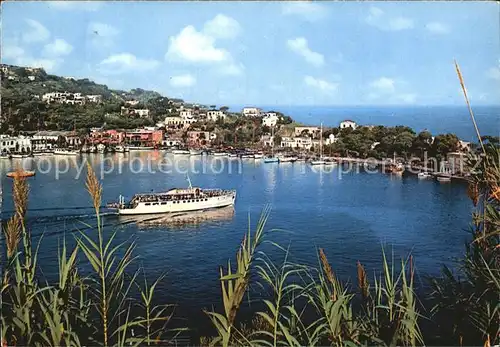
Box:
[0,64,176,133]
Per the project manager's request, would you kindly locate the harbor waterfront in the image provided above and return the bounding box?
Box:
[0,151,473,323]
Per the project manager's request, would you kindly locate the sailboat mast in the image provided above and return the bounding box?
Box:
[271,126,274,156]
[320,123,323,158]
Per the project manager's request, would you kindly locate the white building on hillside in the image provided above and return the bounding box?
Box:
[325,133,338,145]
[0,136,32,154]
[207,110,226,121]
[260,135,274,147]
[340,120,357,130]
[280,137,313,150]
[294,126,320,137]
[263,113,280,127]
[125,100,140,106]
[242,107,262,117]
[86,95,102,103]
[180,109,193,118]
[133,109,150,118]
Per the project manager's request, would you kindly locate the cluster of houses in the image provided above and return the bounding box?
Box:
[260,120,357,151]
[42,92,103,105]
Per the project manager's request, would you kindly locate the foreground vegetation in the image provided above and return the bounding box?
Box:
[1,64,499,346]
[1,139,499,346]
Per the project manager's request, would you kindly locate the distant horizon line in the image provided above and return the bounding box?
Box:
[222,104,500,108]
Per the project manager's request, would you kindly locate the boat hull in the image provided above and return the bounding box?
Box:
[264,158,279,163]
[117,192,236,215]
[310,161,326,165]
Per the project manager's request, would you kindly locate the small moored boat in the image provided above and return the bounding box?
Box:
[54,149,79,156]
[264,157,279,163]
[418,172,432,179]
[172,149,190,155]
[189,149,203,155]
[6,170,36,178]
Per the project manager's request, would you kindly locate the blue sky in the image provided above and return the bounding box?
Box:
[2,1,499,106]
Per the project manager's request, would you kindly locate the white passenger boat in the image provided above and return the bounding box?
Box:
[109,178,236,215]
[54,149,79,156]
[1,155,10,160]
[253,153,263,159]
[172,149,190,155]
[11,154,26,159]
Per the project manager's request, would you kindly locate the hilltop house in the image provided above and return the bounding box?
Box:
[294,126,320,137]
[340,120,357,130]
[121,107,150,118]
[125,100,140,106]
[207,110,226,121]
[242,107,262,117]
[263,113,280,127]
[325,133,339,145]
[86,95,103,103]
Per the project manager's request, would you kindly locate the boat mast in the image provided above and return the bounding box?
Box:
[271,126,274,157]
[319,122,323,159]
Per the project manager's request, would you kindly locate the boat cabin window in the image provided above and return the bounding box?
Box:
[145,203,151,206]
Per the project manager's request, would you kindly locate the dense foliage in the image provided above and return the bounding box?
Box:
[0,65,167,133]
[322,125,463,160]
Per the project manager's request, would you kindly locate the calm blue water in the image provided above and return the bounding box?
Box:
[230,105,500,140]
[1,152,473,332]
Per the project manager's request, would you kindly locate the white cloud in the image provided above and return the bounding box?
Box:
[166,25,230,63]
[99,53,160,74]
[304,76,338,93]
[369,77,396,94]
[22,19,50,43]
[16,56,58,71]
[487,66,500,81]
[282,2,328,22]
[287,37,324,67]
[425,22,450,34]
[366,7,414,31]
[170,74,196,88]
[203,14,241,40]
[47,1,102,11]
[3,45,25,60]
[368,77,416,104]
[42,39,73,57]
[218,62,245,76]
[166,15,243,78]
[3,43,58,72]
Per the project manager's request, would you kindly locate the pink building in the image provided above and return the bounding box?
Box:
[125,129,164,147]
[88,129,125,145]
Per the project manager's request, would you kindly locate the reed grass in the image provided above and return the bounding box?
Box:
[1,62,499,345]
